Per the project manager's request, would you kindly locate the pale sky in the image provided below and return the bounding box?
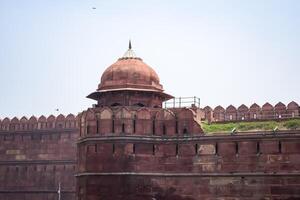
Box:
[0,0,299,118]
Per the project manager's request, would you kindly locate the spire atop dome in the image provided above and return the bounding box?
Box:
[120,40,141,60]
[129,40,132,49]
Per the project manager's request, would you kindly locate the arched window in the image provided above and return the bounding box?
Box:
[111,103,122,107]
[112,115,115,133]
[122,123,125,133]
[86,125,90,134]
[183,128,188,134]
[133,103,145,107]
[133,116,136,133]
[152,120,155,135]
[162,124,166,135]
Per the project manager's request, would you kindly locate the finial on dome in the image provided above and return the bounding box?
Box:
[119,40,142,60]
[129,40,132,49]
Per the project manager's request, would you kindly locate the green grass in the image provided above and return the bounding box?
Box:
[201,119,300,134]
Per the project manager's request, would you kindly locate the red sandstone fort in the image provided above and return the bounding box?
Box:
[0,42,300,200]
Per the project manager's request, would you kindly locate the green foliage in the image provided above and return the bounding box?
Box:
[283,119,300,130]
[202,119,300,134]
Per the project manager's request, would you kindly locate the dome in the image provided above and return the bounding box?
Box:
[97,41,164,93]
[98,57,163,92]
[87,41,173,103]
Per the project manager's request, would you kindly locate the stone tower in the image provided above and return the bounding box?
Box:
[76,42,203,199]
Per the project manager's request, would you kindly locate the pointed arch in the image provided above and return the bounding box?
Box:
[2,118,10,131]
[177,108,198,135]
[46,115,56,129]
[11,117,19,131]
[225,105,237,121]
[114,107,134,134]
[56,114,66,128]
[155,109,176,135]
[20,116,28,131]
[136,108,152,135]
[66,114,76,128]
[287,101,299,118]
[86,109,96,135]
[262,102,274,119]
[213,106,225,122]
[203,106,213,121]
[274,102,287,119]
[2,117,10,131]
[249,103,261,120]
[99,107,113,135]
[29,116,38,130]
[38,116,47,129]
[237,104,249,120]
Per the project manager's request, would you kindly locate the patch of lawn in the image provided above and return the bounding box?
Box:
[201,119,300,134]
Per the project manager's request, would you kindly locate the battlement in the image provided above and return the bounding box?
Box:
[0,114,78,132]
[202,101,300,122]
[78,106,203,137]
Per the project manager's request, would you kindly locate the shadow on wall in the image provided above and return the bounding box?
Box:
[153,187,195,200]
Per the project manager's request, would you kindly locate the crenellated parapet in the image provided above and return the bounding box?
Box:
[78,106,203,137]
[203,101,300,122]
[0,114,78,132]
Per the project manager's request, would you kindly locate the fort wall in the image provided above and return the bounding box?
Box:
[0,114,78,200]
[202,101,300,123]
[77,106,300,200]
[77,131,300,199]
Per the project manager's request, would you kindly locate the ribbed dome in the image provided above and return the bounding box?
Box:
[97,42,163,92]
[87,41,173,104]
[98,58,163,92]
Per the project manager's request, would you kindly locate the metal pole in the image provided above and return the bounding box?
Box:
[179,97,181,108]
[173,98,175,108]
[58,182,61,200]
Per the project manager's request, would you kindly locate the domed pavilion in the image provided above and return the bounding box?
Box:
[87,41,173,108]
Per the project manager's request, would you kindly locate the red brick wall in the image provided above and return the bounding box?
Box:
[77,131,300,199]
[0,115,78,200]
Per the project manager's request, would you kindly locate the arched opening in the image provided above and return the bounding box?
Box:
[133,144,136,154]
[111,103,122,107]
[162,124,166,135]
[112,115,115,133]
[152,120,155,135]
[122,123,125,133]
[96,119,99,134]
[183,127,188,134]
[133,116,136,133]
[86,125,90,134]
[133,103,145,107]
